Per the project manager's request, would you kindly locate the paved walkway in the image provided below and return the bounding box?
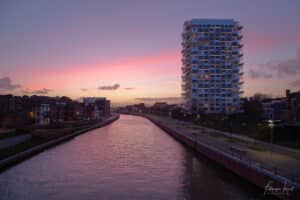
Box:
[0,135,32,150]
[0,129,16,134]
[145,114,300,184]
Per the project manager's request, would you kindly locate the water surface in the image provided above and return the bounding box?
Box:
[0,115,266,199]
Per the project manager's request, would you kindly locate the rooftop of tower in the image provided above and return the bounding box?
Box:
[186,18,237,25]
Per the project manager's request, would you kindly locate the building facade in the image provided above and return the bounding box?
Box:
[182,19,244,114]
[284,89,300,122]
[262,99,285,121]
[37,103,51,125]
[83,97,111,119]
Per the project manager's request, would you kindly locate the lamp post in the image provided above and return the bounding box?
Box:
[268,120,275,174]
[268,120,275,145]
[196,114,200,124]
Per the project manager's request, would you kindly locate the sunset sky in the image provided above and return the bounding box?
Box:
[1,0,300,105]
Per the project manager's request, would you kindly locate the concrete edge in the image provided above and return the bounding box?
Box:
[125,113,300,200]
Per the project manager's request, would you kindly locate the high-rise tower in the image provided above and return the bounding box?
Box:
[181,19,243,114]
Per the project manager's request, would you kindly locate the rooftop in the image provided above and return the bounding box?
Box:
[186,18,237,25]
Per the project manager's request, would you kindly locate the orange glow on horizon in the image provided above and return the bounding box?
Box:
[12,50,182,103]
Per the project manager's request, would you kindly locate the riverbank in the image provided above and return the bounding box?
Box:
[123,112,300,200]
[0,114,119,172]
[0,114,264,200]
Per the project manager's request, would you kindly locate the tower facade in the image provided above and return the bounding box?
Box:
[181,19,244,114]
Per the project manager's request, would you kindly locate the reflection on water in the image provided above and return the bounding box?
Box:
[0,115,267,199]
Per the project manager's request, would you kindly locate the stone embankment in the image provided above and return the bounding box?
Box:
[0,114,119,171]
[124,112,300,200]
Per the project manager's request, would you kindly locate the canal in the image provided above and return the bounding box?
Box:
[0,115,267,199]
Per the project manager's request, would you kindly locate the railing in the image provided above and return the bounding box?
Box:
[145,113,300,190]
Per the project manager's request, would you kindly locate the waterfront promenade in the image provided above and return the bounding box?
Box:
[0,134,31,150]
[142,113,300,184]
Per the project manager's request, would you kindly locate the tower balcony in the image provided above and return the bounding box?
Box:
[181,85,188,90]
[182,82,191,87]
[181,33,192,39]
[237,35,243,40]
[181,67,190,73]
[182,75,192,81]
[238,72,244,76]
[182,52,191,57]
[182,74,188,79]
[232,69,240,74]
[183,71,191,76]
[181,58,191,64]
[182,60,190,65]
[238,44,243,48]
[181,42,191,48]
[191,38,198,43]
[181,92,190,98]
[182,79,191,84]
[181,48,195,54]
[181,49,186,54]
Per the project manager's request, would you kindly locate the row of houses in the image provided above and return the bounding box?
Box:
[261,90,300,123]
[118,89,300,126]
[118,102,182,117]
[0,95,111,127]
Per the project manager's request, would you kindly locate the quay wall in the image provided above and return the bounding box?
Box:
[0,115,119,172]
[125,112,300,200]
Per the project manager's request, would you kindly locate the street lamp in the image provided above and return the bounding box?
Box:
[268,120,276,174]
[196,114,200,124]
[268,120,275,144]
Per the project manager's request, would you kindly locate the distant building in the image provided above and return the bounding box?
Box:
[262,99,285,121]
[152,102,169,109]
[32,97,73,124]
[36,104,51,125]
[0,95,14,114]
[150,102,177,116]
[250,89,300,124]
[50,101,66,123]
[242,97,263,123]
[120,103,144,113]
[284,89,300,122]
[83,97,111,119]
[181,19,244,114]
[0,94,111,127]
[132,103,146,112]
[0,95,33,127]
[73,102,84,120]
[95,98,111,118]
